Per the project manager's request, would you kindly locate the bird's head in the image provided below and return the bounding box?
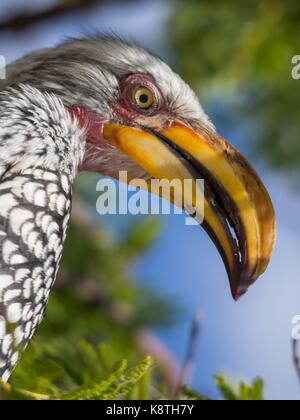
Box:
[8,37,276,299]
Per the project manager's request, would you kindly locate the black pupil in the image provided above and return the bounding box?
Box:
[139,94,149,104]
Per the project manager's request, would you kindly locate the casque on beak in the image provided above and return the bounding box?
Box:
[103,121,276,300]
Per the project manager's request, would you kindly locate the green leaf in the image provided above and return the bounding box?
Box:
[61,357,153,400]
[215,375,264,401]
[215,375,239,400]
[179,385,209,401]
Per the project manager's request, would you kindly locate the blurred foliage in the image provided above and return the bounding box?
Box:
[169,0,300,174]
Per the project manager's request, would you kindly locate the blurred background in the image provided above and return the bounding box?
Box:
[0,0,300,400]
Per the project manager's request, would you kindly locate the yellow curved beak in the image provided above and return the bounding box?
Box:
[103,122,276,300]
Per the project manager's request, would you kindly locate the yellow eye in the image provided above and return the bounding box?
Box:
[133,87,155,109]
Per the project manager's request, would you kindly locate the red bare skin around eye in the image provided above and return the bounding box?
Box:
[68,73,165,139]
[116,73,165,118]
[113,73,192,129]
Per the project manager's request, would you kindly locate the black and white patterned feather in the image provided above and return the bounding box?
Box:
[0,85,85,381]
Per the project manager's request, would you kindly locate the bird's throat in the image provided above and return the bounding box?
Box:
[68,106,107,173]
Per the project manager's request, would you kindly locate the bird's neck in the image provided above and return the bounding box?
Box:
[0,84,88,382]
[0,85,86,181]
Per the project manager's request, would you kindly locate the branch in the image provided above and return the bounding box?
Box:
[292,339,300,386]
[174,311,202,396]
[0,0,103,32]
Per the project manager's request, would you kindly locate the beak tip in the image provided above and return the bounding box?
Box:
[231,282,249,301]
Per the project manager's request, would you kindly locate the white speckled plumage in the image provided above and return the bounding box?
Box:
[0,85,85,380]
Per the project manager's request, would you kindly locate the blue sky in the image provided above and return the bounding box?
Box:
[1,0,300,400]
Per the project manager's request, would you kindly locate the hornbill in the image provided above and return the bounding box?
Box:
[0,37,276,381]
